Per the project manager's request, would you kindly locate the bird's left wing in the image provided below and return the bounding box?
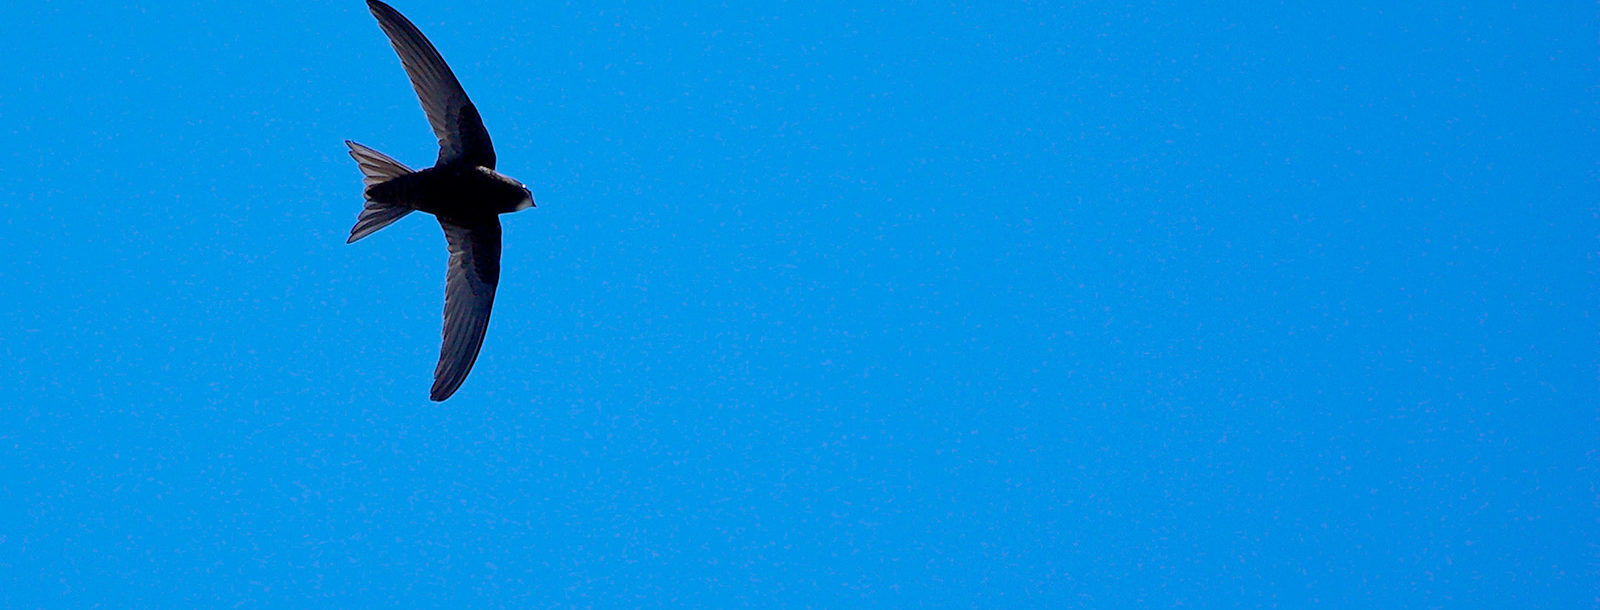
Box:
[366,0,497,169]
[432,217,502,401]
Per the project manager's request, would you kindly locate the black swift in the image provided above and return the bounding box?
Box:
[345,0,534,401]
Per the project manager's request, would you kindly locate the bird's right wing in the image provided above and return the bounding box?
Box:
[432,217,502,401]
[366,0,497,169]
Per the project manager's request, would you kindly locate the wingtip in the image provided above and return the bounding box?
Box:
[431,368,463,401]
[429,382,457,402]
[367,0,398,21]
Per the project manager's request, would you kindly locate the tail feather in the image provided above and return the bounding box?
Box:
[345,140,415,243]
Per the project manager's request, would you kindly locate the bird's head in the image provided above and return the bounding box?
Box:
[481,167,535,212]
[515,182,535,211]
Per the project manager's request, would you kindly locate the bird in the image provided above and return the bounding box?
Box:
[344,0,534,401]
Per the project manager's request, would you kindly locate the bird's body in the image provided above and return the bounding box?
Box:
[370,164,534,220]
[345,0,534,401]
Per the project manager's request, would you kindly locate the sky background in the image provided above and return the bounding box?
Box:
[0,1,1595,607]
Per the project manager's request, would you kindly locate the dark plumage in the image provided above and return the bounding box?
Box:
[345,0,534,401]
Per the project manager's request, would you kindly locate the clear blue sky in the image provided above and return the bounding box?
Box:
[1,1,1594,607]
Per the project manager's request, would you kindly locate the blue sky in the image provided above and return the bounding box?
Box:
[0,1,1595,607]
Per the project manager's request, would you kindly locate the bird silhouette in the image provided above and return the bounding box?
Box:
[345,0,534,401]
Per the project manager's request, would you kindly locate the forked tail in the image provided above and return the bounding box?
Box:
[345,140,415,243]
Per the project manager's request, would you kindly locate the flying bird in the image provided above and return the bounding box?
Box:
[345,0,534,401]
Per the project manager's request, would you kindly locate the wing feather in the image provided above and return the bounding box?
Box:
[431,217,501,400]
[367,0,497,168]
